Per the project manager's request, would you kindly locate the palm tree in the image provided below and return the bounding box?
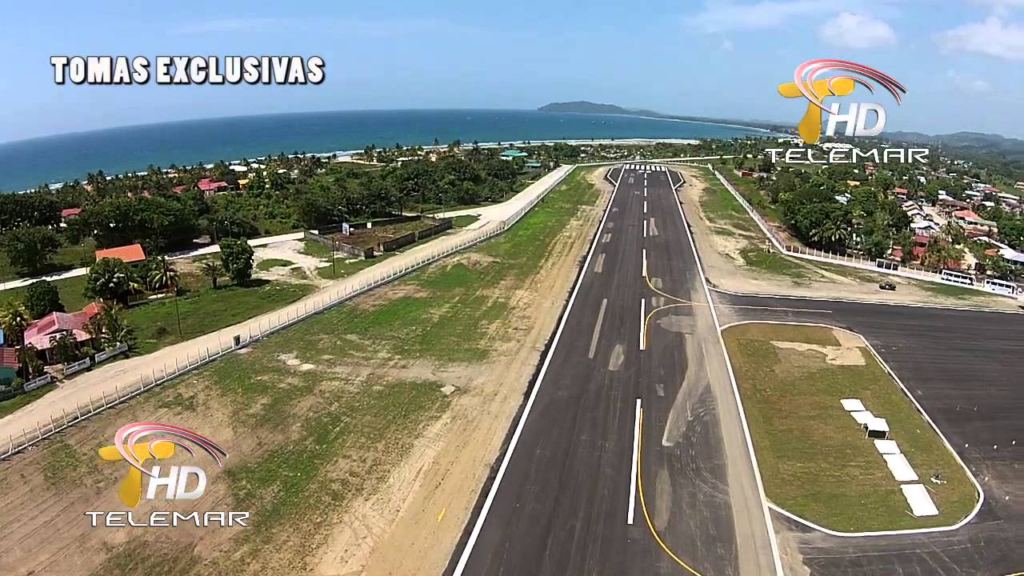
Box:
[199,260,225,289]
[0,302,32,346]
[149,257,182,337]
[148,257,179,292]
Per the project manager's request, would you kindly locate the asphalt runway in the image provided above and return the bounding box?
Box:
[448,166,779,575]
[715,293,1024,575]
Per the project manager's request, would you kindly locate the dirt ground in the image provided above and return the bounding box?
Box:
[316,168,611,576]
[0,169,610,576]
[675,166,1020,311]
[253,240,331,285]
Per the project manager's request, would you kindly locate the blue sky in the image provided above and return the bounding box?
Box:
[1,0,1023,142]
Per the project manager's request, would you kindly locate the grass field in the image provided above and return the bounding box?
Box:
[128,281,316,355]
[255,258,294,271]
[0,383,56,419]
[0,238,96,282]
[66,167,601,574]
[453,215,480,228]
[723,323,978,532]
[699,174,761,235]
[740,246,811,280]
[915,280,993,299]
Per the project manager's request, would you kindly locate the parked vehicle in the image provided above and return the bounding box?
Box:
[879,281,897,291]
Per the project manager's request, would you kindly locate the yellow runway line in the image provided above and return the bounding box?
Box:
[636,409,706,576]
[438,508,446,523]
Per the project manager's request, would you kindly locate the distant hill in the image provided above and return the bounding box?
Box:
[538,101,639,115]
[538,102,1024,164]
[537,100,788,133]
[886,130,1024,154]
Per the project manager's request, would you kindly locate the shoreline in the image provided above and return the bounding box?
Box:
[5,137,715,194]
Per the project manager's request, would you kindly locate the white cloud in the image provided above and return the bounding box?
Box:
[939,17,1024,60]
[819,12,897,48]
[947,69,992,92]
[970,0,1024,16]
[721,37,735,51]
[684,1,832,32]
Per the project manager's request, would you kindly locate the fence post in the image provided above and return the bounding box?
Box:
[114,384,120,400]
[139,376,145,392]
[36,422,42,440]
[62,408,68,426]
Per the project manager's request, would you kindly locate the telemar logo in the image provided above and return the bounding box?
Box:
[767,58,928,164]
[86,422,250,528]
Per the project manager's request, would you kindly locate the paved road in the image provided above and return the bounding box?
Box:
[0,232,305,293]
[451,166,779,575]
[715,293,1024,576]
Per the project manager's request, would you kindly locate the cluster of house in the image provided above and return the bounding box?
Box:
[0,244,148,385]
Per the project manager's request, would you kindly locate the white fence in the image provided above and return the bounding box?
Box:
[0,166,576,460]
[676,162,1020,299]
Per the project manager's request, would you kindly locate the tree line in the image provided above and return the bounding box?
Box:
[0,146,529,277]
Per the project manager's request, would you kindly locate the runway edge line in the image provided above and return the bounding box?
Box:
[451,165,623,575]
[668,167,785,576]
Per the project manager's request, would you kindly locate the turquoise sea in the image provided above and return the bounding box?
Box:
[0,109,766,192]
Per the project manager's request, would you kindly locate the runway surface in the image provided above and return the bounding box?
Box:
[448,166,779,575]
[716,293,1024,576]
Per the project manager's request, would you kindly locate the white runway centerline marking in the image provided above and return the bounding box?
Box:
[642,248,647,278]
[589,299,608,359]
[639,297,647,351]
[644,200,648,214]
[644,219,647,238]
[628,397,641,525]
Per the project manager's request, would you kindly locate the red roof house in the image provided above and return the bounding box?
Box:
[22,303,102,352]
[197,178,230,196]
[172,185,188,194]
[894,188,909,197]
[61,207,82,219]
[95,243,147,264]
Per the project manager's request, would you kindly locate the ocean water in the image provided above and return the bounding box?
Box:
[0,109,765,192]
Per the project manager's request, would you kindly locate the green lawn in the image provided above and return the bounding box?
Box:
[724,323,978,532]
[740,246,810,280]
[128,281,316,355]
[85,168,600,572]
[915,281,992,300]
[255,258,294,271]
[0,383,56,419]
[453,215,480,228]
[301,240,333,259]
[0,275,91,312]
[0,238,97,282]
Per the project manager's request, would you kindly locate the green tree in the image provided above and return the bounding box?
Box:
[85,258,137,305]
[23,280,65,319]
[219,238,254,285]
[2,226,62,274]
[49,332,80,365]
[17,344,44,380]
[147,256,179,292]
[199,260,225,289]
[0,302,32,346]
[88,304,135,350]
